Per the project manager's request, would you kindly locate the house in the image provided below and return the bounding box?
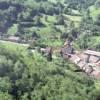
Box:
[84,50,100,63]
[84,50,100,57]
[8,36,20,42]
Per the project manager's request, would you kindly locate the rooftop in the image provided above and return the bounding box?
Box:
[8,36,20,41]
[84,50,100,57]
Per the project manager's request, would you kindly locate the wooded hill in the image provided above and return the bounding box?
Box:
[0,0,100,100]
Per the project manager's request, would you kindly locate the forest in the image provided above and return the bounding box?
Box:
[0,0,100,100]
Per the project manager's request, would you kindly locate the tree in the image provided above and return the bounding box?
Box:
[0,92,13,100]
[64,7,69,14]
[95,14,100,25]
[60,32,68,39]
[45,4,55,15]
[34,16,44,26]
[95,0,100,8]
[56,15,65,25]
[0,77,12,92]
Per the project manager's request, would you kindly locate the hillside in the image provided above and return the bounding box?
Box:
[0,0,100,100]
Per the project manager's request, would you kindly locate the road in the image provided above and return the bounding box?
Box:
[0,40,29,47]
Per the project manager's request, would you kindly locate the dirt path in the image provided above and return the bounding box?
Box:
[0,40,29,47]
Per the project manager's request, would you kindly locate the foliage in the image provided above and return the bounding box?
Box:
[0,45,99,100]
[0,0,100,99]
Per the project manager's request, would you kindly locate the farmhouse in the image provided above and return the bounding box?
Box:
[61,43,100,77]
[84,50,100,63]
[8,36,20,42]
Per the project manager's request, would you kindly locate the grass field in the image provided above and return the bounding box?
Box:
[41,39,63,47]
[0,40,28,52]
[89,6,100,21]
[64,14,82,27]
[91,36,100,43]
[7,24,18,35]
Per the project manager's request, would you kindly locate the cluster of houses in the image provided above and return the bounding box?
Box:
[61,41,100,78]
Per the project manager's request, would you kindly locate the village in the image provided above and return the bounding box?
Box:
[0,35,100,79]
[0,0,100,99]
[60,41,100,79]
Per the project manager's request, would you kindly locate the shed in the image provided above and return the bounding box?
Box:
[84,50,100,57]
[8,36,20,42]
